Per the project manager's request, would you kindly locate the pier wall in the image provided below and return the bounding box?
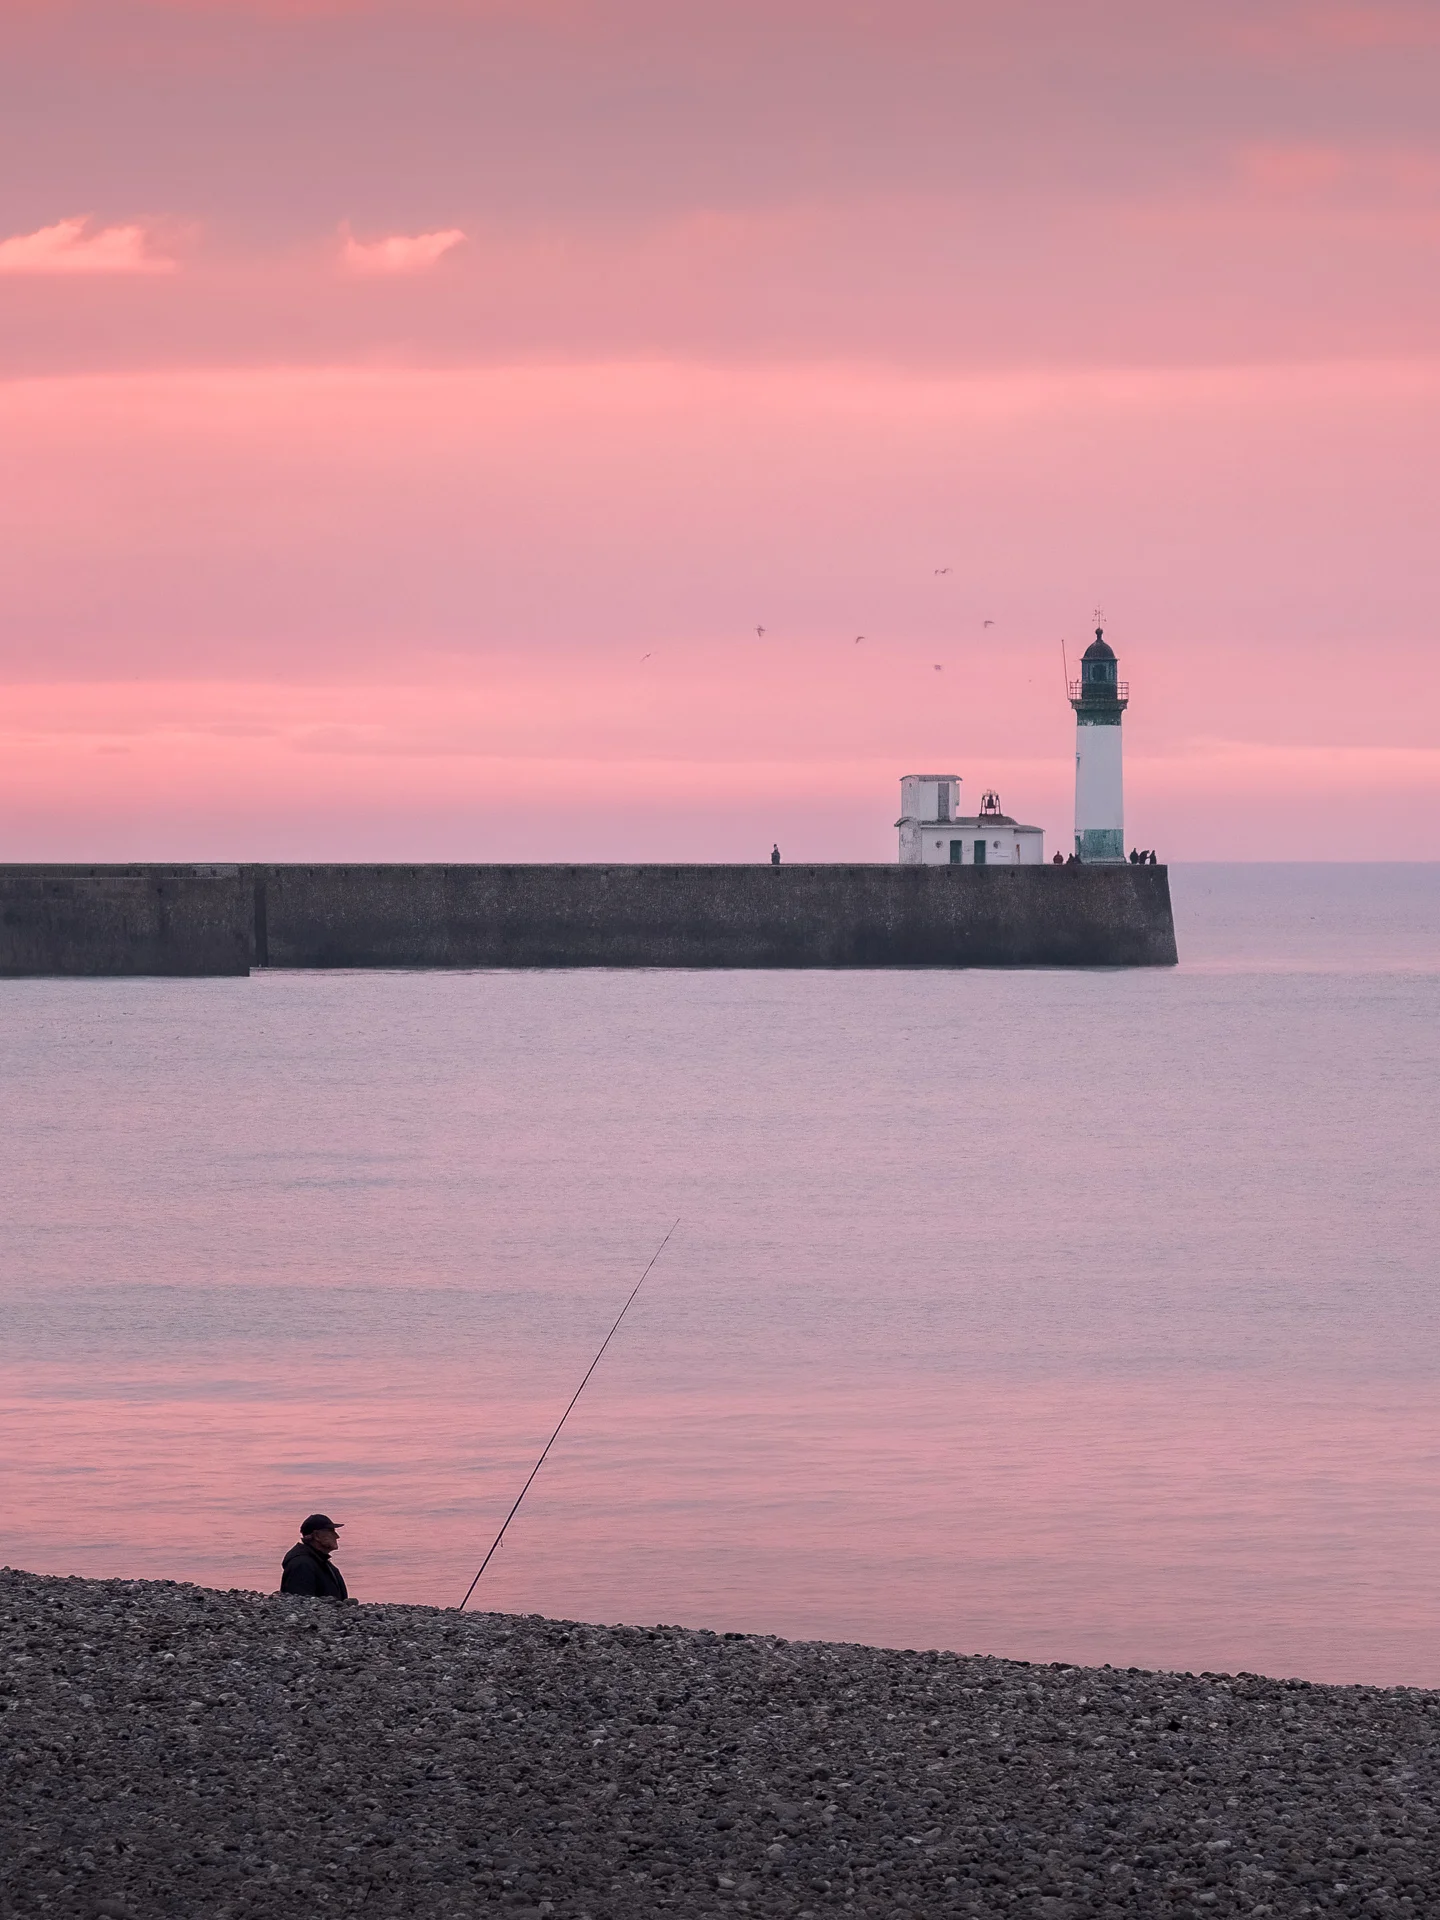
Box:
[0,866,252,977]
[253,862,1178,969]
[0,863,1178,974]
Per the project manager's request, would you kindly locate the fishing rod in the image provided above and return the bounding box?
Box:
[457,1219,681,1611]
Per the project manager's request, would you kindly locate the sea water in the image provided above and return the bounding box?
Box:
[3,864,1438,1685]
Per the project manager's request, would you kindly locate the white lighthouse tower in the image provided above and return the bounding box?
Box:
[1070,623,1127,862]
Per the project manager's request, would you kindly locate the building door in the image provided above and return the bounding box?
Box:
[949,840,962,863]
[974,840,986,865]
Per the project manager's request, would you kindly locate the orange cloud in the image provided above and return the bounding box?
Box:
[339,224,466,273]
[1304,3,1440,49]
[1238,144,1349,196]
[1237,142,1440,202]
[0,217,178,275]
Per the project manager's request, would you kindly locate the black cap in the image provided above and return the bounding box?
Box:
[300,1514,342,1535]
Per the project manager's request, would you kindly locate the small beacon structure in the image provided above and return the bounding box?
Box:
[1070,625,1127,862]
[896,776,1044,865]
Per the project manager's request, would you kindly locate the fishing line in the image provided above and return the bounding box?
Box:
[457,1219,681,1611]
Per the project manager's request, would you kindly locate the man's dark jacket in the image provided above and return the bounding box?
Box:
[280,1541,348,1599]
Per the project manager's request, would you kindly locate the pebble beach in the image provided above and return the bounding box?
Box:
[4,1568,1439,1918]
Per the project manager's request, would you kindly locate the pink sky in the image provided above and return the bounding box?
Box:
[3,1,1439,859]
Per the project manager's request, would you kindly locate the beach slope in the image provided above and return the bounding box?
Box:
[2,1568,1435,1917]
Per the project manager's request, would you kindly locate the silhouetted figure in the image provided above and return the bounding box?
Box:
[1128,847,1139,863]
[771,844,781,866]
[1149,850,1158,865]
[281,1514,348,1599]
[1052,851,1063,865]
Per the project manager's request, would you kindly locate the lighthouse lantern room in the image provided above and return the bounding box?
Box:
[1070,625,1128,862]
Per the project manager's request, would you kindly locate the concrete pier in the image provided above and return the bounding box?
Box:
[0,865,252,976]
[0,862,1177,974]
[254,861,1178,970]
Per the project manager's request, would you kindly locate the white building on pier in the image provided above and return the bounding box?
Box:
[896,776,1044,865]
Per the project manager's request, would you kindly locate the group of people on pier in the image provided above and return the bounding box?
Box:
[1049,849,1160,865]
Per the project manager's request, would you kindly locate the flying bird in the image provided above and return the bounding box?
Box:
[640,652,652,661]
[854,635,865,644]
[982,619,995,627]
[934,663,943,672]
[755,625,766,638]
[934,567,952,575]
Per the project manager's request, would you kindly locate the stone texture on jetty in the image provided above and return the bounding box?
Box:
[3,1570,1437,1919]
[0,862,1179,975]
[252,861,1179,971]
[0,866,251,977]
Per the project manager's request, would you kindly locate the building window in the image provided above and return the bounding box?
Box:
[949,840,962,863]
[973,840,986,865]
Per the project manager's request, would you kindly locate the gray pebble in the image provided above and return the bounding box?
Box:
[2,1567,1438,1916]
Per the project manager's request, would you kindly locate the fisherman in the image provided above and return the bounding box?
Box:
[771,844,781,865]
[1052,851,1063,864]
[1128,847,1139,863]
[280,1514,349,1599]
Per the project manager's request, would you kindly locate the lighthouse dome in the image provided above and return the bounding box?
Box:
[1072,624,1126,713]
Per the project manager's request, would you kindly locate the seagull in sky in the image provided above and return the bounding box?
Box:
[983,619,995,627]
[755,625,766,637]
[854,635,865,644]
[934,663,943,672]
[934,567,952,575]
[641,652,652,661]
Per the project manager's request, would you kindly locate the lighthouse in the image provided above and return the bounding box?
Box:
[1070,625,1127,862]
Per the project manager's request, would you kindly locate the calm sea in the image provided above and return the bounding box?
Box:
[3,865,1438,1685]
